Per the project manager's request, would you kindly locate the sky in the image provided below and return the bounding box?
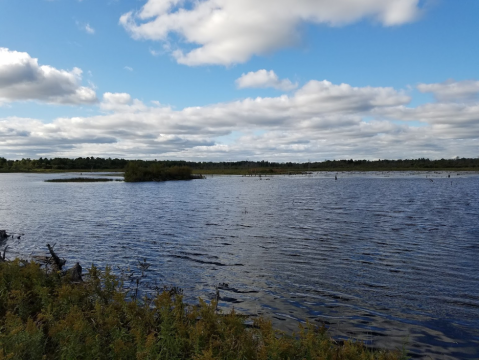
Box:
[0,0,478,161]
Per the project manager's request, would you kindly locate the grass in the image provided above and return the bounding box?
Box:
[44,178,121,183]
[2,167,476,176]
[0,260,407,360]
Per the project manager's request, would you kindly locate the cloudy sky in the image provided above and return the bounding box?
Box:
[0,0,478,161]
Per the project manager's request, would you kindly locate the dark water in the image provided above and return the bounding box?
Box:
[1,172,478,359]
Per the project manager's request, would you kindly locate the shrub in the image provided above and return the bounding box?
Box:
[0,260,406,359]
[124,162,192,182]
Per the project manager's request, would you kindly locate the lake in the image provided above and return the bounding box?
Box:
[1,171,478,359]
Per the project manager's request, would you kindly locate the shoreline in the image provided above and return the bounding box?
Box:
[1,168,479,175]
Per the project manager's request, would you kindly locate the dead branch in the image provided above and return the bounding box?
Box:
[46,243,66,270]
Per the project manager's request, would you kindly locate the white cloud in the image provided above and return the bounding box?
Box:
[76,21,95,34]
[124,66,134,71]
[120,0,421,66]
[100,92,148,112]
[2,79,457,161]
[236,70,297,91]
[0,48,98,105]
[417,79,479,102]
[85,23,95,34]
[102,92,132,105]
[2,78,478,161]
[378,102,479,139]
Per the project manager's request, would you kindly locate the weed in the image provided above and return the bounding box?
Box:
[0,260,406,359]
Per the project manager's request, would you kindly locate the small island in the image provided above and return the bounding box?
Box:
[124,162,203,182]
[45,178,119,183]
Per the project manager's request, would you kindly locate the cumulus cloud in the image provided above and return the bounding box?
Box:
[1,78,477,161]
[236,70,297,91]
[100,92,148,112]
[120,0,421,66]
[0,48,97,105]
[417,79,479,102]
[378,102,479,139]
[8,78,476,161]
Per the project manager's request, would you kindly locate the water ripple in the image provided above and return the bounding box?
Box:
[0,171,478,359]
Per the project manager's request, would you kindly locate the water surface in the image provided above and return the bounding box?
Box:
[1,171,478,359]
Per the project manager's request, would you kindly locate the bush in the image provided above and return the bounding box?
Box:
[0,260,406,359]
[124,162,192,182]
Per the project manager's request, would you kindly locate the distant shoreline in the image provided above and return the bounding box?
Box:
[2,157,479,175]
[1,168,479,175]
[191,168,479,175]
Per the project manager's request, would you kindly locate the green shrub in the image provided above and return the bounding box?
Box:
[0,260,406,359]
[124,162,192,182]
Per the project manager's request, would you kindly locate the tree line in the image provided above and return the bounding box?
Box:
[0,156,478,172]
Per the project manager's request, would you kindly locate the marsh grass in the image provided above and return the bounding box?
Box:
[0,260,408,360]
[45,178,121,183]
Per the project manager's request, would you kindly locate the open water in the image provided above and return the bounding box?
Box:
[0,171,478,359]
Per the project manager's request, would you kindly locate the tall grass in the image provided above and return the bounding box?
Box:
[0,260,407,359]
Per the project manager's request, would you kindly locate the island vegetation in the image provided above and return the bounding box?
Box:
[123,162,199,182]
[0,254,406,360]
[0,156,478,175]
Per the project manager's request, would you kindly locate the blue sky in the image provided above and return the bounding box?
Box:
[0,0,478,160]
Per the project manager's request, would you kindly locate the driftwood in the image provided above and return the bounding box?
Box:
[46,243,66,270]
[32,246,82,283]
[45,245,82,282]
[0,239,82,283]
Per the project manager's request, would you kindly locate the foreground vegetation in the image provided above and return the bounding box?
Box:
[1,156,478,174]
[0,259,407,360]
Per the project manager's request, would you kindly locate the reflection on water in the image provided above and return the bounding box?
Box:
[1,171,478,359]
